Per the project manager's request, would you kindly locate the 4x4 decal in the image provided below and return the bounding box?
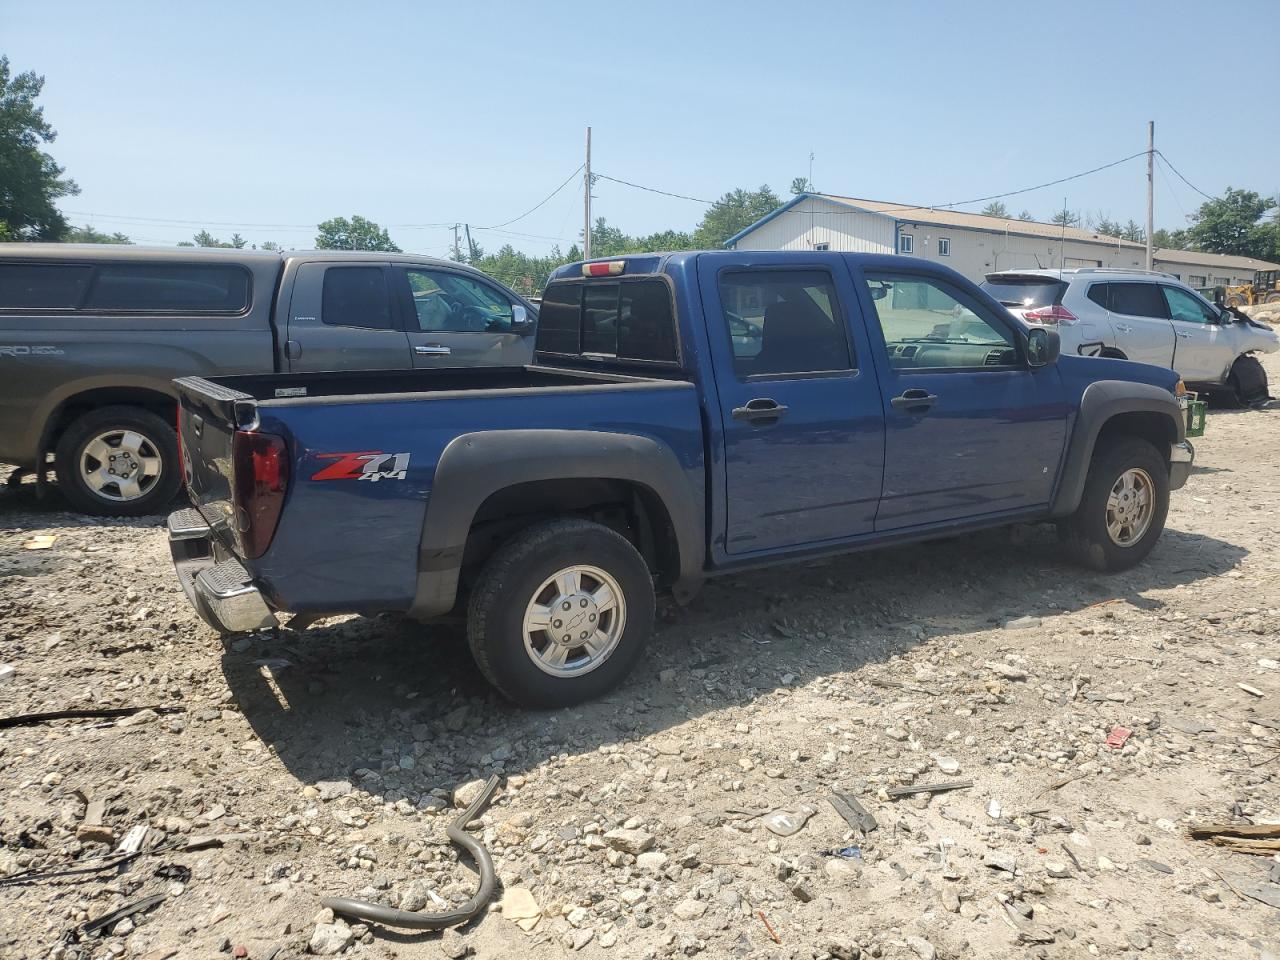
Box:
[312,451,410,482]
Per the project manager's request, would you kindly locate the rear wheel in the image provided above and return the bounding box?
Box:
[466,518,655,708]
[1061,437,1169,572]
[1265,292,1280,305]
[54,405,181,516]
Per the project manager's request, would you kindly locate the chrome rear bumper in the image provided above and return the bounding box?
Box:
[167,509,278,634]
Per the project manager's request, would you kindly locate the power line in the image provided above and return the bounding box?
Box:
[480,165,584,229]
[593,173,715,205]
[1155,150,1216,201]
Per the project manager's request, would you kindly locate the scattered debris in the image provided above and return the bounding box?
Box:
[1188,822,1280,856]
[72,893,166,941]
[828,793,878,833]
[0,664,13,686]
[0,705,182,730]
[23,534,57,550]
[757,910,782,945]
[885,780,974,799]
[1106,726,1132,749]
[764,805,817,836]
[499,887,541,932]
[322,775,500,930]
[1237,682,1265,698]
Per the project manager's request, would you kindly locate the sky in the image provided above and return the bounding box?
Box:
[5,0,1279,256]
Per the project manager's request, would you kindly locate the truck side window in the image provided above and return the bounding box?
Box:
[404,269,514,333]
[863,273,1016,370]
[321,267,393,329]
[718,270,853,378]
[0,263,92,309]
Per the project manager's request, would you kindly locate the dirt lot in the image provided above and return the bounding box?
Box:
[2,359,1279,960]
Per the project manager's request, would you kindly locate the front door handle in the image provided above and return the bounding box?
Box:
[415,344,452,356]
[890,388,938,412]
[1176,332,1192,339]
[731,398,789,425]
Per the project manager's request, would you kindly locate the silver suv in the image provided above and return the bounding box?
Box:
[981,267,1278,404]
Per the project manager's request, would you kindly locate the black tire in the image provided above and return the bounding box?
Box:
[1227,354,1270,408]
[466,518,655,709]
[1061,436,1169,572]
[54,405,181,517]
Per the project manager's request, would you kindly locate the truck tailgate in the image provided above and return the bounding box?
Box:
[175,375,257,543]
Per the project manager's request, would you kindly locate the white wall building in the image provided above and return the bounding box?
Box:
[726,193,1278,288]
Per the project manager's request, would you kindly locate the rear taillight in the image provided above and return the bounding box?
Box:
[231,430,289,558]
[1023,304,1078,325]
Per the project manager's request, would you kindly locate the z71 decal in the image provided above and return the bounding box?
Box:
[312,451,411,482]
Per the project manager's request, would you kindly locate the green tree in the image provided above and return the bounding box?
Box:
[0,56,79,240]
[315,214,400,252]
[1152,228,1188,250]
[1120,220,1145,243]
[980,202,1009,218]
[1050,209,1081,228]
[190,229,237,248]
[790,176,812,195]
[1184,188,1277,260]
[259,241,281,252]
[693,185,782,249]
[1017,210,1034,221]
[65,224,131,244]
[1094,217,1124,238]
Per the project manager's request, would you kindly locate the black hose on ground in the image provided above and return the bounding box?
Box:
[322,774,502,930]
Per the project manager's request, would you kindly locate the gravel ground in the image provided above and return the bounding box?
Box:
[2,356,1279,960]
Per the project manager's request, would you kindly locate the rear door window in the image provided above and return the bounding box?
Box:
[321,266,394,329]
[1106,282,1167,318]
[0,263,93,309]
[1086,283,1110,309]
[718,270,853,377]
[83,264,250,313]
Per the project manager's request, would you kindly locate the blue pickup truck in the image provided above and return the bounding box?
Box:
[168,251,1193,707]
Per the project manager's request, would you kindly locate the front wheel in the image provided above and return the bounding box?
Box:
[1061,437,1169,572]
[54,405,181,516]
[466,519,655,708]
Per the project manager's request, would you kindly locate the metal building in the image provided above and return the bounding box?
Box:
[726,193,1278,286]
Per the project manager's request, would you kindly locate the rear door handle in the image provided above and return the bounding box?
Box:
[731,398,788,425]
[890,389,938,412]
[1114,324,1133,333]
[415,344,452,356]
[1176,332,1192,339]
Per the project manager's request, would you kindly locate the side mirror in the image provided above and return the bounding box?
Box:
[1026,327,1061,367]
[511,304,535,334]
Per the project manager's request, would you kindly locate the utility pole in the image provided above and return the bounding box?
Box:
[452,223,461,262]
[464,223,474,263]
[1152,120,1162,271]
[583,126,593,261]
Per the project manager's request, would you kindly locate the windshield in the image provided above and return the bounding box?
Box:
[980,277,1067,309]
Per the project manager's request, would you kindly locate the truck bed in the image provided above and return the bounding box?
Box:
[175,364,704,616]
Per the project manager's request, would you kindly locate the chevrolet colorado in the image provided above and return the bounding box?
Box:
[168,251,1193,707]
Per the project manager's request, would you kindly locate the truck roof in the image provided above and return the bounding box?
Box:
[0,243,466,271]
[548,250,961,282]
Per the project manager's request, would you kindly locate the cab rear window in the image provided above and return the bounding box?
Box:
[537,279,678,364]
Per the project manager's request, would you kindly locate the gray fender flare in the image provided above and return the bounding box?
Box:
[408,430,705,618]
[1049,380,1184,518]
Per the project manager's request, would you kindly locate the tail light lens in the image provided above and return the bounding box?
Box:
[1023,304,1078,325]
[231,430,289,558]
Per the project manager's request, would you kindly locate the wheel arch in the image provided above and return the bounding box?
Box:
[1050,381,1183,518]
[37,378,178,466]
[408,430,705,619]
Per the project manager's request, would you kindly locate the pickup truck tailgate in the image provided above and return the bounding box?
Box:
[175,375,256,543]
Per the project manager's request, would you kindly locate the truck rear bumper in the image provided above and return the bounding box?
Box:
[1169,440,1194,491]
[168,508,278,634]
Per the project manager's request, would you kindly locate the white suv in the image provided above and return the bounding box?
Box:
[981,268,1279,405]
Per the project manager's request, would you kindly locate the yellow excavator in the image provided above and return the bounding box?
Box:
[1224,269,1280,308]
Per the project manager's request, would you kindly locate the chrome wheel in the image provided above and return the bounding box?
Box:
[79,430,163,502]
[1106,467,1154,546]
[522,564,626,678]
